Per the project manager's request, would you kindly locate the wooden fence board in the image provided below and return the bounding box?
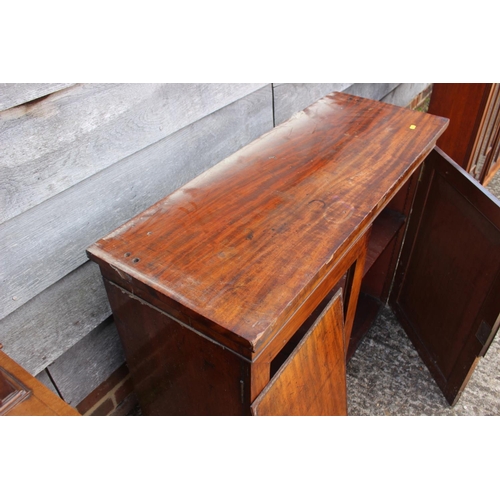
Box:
[46,319,125,406]
[0,85,273,320]
[35,369,59,395]
[273,83,352,125]
[0,83,75,112]
[0,262,111,375]
[343,82,400,101]
[0,82,267,224]
[382,83,431,107]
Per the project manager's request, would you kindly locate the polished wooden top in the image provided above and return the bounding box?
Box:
[88,92,448,353]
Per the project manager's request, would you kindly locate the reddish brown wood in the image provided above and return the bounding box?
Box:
[251,291,346,416]
[391,147,500,405]
[363,209,405,276]
[0,351,79,416]
[88,92,448,358]
[87,92,449,415]
[348,172,420,357]
[104,280,251,415]
[253,230,368,365]
[249,361,271,403]
[428,83,493,170]
[343,236,367,355]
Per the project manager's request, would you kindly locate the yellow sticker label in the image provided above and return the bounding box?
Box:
[410,124,416,129]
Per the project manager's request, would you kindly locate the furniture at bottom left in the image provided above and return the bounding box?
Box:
[0,349,80,416]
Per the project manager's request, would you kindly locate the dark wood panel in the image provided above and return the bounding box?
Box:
[391,148,500,405]
[89,92,448,355]
[251,291,346,416]
[427,83,493,170]
[349,172,421,358]
[347,293,382,361]
[104,280,249,416]
[363,209,405,276]
[0,85,273,320]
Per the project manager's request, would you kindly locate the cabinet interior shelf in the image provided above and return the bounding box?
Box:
[364,208,406,276]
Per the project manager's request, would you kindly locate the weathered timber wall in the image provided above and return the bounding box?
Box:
[0,83,430,408]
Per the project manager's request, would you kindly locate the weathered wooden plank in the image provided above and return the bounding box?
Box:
[35,369,59,395]
[0,85,273,320]
[0,82,267,224]
[0,83,75,112]
[46,318,125,406]
[0,262,111,375]
[343,82,400,101]
[382,83,431,107]
[273,83,352,125]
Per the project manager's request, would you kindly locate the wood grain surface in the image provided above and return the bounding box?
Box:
[1,262,111,375]
[273,83,352,124]
[46,318,125,406]
[89,92,448,355]
[382,83,431,107]
[105,280,249,416]
[0,350,79,416]
[0,85,272,320]
[0,83,266,224]
[251,290,346,416]
[0,83,75,112]
[427,83,493,170]
[273,83,403,125]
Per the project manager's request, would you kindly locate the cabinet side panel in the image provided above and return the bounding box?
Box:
[104,280,249,416]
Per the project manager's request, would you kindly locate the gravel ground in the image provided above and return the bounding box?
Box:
[347,169,500,416]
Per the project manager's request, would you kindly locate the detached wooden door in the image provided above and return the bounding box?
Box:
[391,147,500,405]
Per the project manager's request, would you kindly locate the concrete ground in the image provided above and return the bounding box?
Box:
[346,169,500,416]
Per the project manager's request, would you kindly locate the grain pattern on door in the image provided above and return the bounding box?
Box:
[251,290,346,416]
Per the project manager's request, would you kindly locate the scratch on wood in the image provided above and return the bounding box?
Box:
[110,264,132,283]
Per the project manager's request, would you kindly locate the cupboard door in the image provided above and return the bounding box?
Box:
[251,290,346,416]
[391,147,500,405]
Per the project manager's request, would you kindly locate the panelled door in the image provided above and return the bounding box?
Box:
[391,147,500,405]
[251,290,346,416]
